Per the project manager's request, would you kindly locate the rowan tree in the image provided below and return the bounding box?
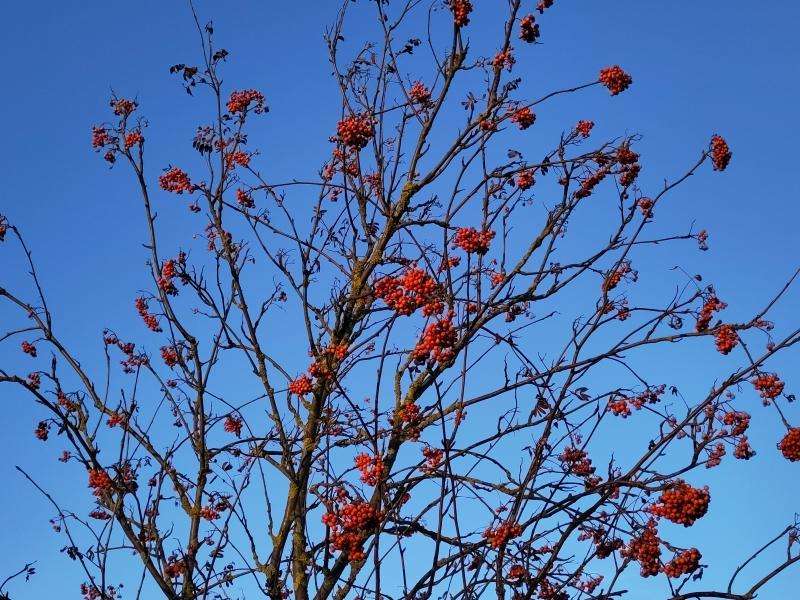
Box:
[1,2,799,600]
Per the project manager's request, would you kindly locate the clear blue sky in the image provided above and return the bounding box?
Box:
[1,1,799,598]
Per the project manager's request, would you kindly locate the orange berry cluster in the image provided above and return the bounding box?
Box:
[337,115,375,150]
[225,150,250,169]
[409,81,432,107]
[450,0,473,27]
[483,521,522,549]
[575,167,608,199]
[236,189,255,208]
[710,134,731,171]
[722,411,751,436]
[322,499,384,561]
[124,130,143,149]
[34,420,49,441]
[393,400,421,440]
[507,564,527,580]
[454,227,495,255]
[21,341,37,357]
[160,346,179,367]
[492,49,515,72]
[706,442,726,468]
[135,297,162,332]
[92,126,112,149]
[223,415,243,437]
[519,15,539,43]
[714,324,738,355]
[354,453,384,486]
[413,317,457,365]
[111,98,137,116]
[288,375,314,396]
[510,106,536,129]
[107,413,125,428]
[199,505,221,521]
[733,436,756,460]
[537,0,554,13]
[648,481,710,527]
[88,469,113,496]
[778,428,800,461]
[599,65,633,96]
[516,170,535,190]
[559,446,595,477]
[226,89,267,114]
[696,293,727,332]
[159,167,193,194]
[602,260,636,293]
[638,197,654,217]
[422,446,444,471]
[322,342,349,361]
[374,268,443,317]
[753,373,784,402]
[575,120,594,138]
[624,519,661,577]
[663,548,701,578]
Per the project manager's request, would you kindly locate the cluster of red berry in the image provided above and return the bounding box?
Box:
[710,134,731,171]
[648,481,710,527]
[483,521,522,548]
[519,15,540,43]
[226,89,267,114]
[623,519,661,577]
[163,558,186,579]
[454,227,495,255]
[288,375,314,396]
[778,428,800,461]
[575,120,594,138]
[322,496,384,561]
[516,170,535,190]
[107,413,125,428]
[575,167,608,199]
[88,468,113,496]
[409,81,432,107]
[393,400,421,440]
[199,505,221,521]
[223,415,243,437]
[450,0,473,27]
[663,548,701,578]
[111,98,137,116]
[722,411,751,436]
[714,324,738,355]
[159,167,193,194]
[413,317,458,365]
[559,446,595,477]
[492,49,515,72]
[510,106,535,129]
[354,453,384,486]
[695,293,727,332]
[91,126,112,149]
[638,197,654,217]
[537,0,554,13]
[160,346,179,367]
[225,150,250,169]
[124,130,143,149]
[374,267,443,317]
[236,189,255,209]
[697,229,709,251]
[135,297,162,332]
[422,447,443,471]
[34,420,49,441]
[753,373,784,402]
[734,437,756,460]
[616,145,641,187]
[21,341,37,357]
[337,115,375,150]
[599,66,633,96]
[602,260,637,293]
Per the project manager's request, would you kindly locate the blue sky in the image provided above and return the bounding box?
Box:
[1,1,799,598]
